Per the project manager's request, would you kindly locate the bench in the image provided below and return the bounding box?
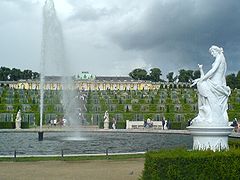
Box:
[126,120,164,129]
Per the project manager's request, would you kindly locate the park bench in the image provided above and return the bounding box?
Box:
[126,120,163,129]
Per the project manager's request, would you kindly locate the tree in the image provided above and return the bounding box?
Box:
[178,69,194,83]
[193,70,200,80]
[166,72,174,82]
[226,73,236,89]
[23,69,33,79]
[0,66,11,81]
[11,68,22,81]
[149,68,162,82]
[236,71,240,89]
[0,67,40,81]
[32,72,40,79]
[129,68,148,80]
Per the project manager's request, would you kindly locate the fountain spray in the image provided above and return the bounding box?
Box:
[39,0,81,141]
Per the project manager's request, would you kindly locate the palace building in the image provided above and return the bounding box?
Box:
[0,72,191,90]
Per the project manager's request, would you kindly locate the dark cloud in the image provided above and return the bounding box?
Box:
[69,6,115,22]
[110,0,240,73]
[1,0,239,76]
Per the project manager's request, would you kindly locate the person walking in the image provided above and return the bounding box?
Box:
[162,119,165,130]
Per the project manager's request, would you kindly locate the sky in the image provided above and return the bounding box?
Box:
[0,0,240,77]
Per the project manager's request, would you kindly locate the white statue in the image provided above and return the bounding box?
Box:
[191,45,231,127]
[103,111,109,129]
[188,45,233,151]
[104,111,109,122]
[15,110,22,129]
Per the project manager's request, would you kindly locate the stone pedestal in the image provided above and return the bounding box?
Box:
[187,126,233,151]
[104,121,109,129]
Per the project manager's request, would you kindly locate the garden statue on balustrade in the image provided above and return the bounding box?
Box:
[104,111,109,129]
[15,109,21,130]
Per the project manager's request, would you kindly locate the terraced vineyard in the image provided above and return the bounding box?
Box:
[0,86,239,129]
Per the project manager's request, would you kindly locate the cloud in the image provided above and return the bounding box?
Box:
[0,0,239,77]
[0,0,41,72]
[109,0,240,73]
[1,0,39,11]
[69,6,114,22]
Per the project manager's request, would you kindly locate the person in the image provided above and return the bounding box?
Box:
[91,115,94,125]
[147,118,153,128]
[161,119,165,130]
[230,118,238,132]
[53,118,57,126]
[112,118,116,129]
[62,118,67,127]
[191,45,231,126]
[167,120,171,129]
[143,119,147,128]
[187,119,192,126]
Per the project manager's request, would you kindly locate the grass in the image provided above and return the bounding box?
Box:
[0,153,145,162]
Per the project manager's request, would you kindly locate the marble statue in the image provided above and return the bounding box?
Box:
[103,111,109,129]
[188,45,233,151]
[15,110,22,129]
[191,45,231,127]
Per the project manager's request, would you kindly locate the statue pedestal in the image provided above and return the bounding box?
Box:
[104,121,109,129]
[187,126,233,151]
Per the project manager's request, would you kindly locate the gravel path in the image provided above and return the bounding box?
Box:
[0,158,144,180]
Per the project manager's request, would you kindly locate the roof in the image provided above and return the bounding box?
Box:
[95,76,134,81]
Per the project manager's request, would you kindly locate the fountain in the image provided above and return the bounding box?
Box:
[39,0,81,141]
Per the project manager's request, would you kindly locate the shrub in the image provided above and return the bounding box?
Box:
[169,121,187,130]
[0,122,15,129]
[116,121,126,129]
[229,139,240,149]
[21,122,29,129]
[123,113,134,121]
[0,122,29,129]
[142,148,240,180]
[99,121,125,129]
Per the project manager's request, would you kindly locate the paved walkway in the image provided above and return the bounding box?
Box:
[1,126,240,137]
[0,158,144,180]
[0,126,190,134]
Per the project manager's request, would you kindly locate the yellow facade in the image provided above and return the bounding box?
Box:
[3,80,190,91]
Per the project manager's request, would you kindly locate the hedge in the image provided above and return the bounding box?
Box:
[229,139,240,149]
[99,121,126,129]
[0,122,15,129]
[0,122,29,129]
[169,121,187,130]
[142,148,240,180]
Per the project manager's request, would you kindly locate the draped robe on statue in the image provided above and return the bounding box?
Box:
[192,53,231,127]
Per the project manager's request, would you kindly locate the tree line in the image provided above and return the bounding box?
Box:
[129,68,200,83]
[1,66,239,90]
[226,72,240,89]
[129,68,240,89]
[0,66,39,81]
